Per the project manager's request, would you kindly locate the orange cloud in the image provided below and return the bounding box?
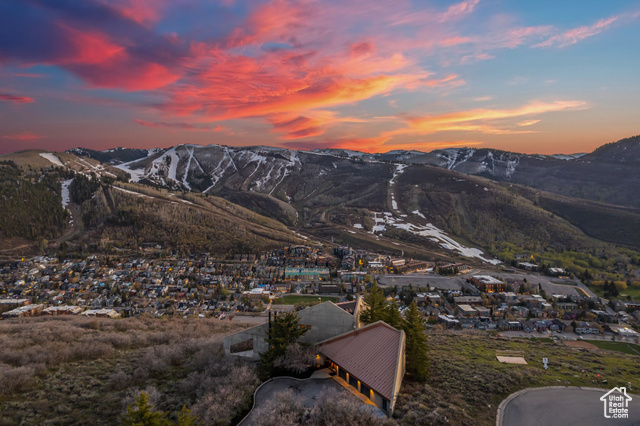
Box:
[331,136,483,153]
[339,100,586,152]
[165,46,425,120]
[406,100,585,131]
[269,111,369,139]
[517,119,540,127]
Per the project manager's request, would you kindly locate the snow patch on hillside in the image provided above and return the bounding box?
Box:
[39,153,64,167]
[389,164,406,211]
[111,186,154,199]
[437,148,475,170]
[371,212,500,264]
[61,179,73,208]
[551,153,587,161]
[166,147,180,182]
[115,161,146,182]
[182,146,194,190]
[505,157,519,178]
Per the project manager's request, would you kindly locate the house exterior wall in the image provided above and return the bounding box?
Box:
[389,330,406,415]
[223,323,269,359]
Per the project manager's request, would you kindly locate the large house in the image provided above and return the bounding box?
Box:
[223,299,406,416]
[317,321,406,416]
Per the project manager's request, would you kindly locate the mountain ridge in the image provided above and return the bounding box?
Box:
[63,136,640,209]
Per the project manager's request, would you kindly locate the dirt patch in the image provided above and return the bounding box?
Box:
[563,341,599,350]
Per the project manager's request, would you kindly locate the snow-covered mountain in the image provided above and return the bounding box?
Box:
[67,135,640,209]
[58,136,640,259]
[113,144,309,193]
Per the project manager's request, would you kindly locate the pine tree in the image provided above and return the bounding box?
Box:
[359,282,386,325]
[121,392,170,426]
[403,301,429,382]
[176,406,201,426]
[383,299,403,329]
[259,311,308,378]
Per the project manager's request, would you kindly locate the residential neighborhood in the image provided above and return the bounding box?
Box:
[2,245,639,347]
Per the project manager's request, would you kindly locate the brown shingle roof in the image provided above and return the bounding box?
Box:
[335,300,356,314]
[317,321,404,400]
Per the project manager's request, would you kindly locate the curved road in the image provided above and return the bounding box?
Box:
[499,387,640,426]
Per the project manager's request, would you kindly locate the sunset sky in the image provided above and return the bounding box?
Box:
[1,0,639,155]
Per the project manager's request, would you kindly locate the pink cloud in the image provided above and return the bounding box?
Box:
[461,52,494,64]
[2,131,42,141]
[0,93,35,104]
[437,0,481,23]
[349,41,375,58]
[102,0,168,26]
[134,119,226,132]
[439,36,476,47]
[534,16,620,48]
[421,74,465,88]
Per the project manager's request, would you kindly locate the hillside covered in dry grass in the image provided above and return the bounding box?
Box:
[0,317,258,425]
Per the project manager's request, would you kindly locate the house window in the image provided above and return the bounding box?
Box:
[382,399,388,412]
[349,374,358,389]
[360,383,371,399]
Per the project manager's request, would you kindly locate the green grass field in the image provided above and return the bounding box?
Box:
[589,285,640,301]
[273,295,338,305]
[586,340,640,355]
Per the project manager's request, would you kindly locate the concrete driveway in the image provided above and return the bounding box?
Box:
[498,387,640,425]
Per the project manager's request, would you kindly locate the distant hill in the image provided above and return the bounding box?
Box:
[580,135,640,166]
[374,136,640,208]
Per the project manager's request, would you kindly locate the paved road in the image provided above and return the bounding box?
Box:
[500,387,640,426]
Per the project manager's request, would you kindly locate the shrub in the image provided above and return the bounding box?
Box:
[308,387,393,425]
[0,364,35,395]
[614,281,628,291]
[250,390,305,426]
